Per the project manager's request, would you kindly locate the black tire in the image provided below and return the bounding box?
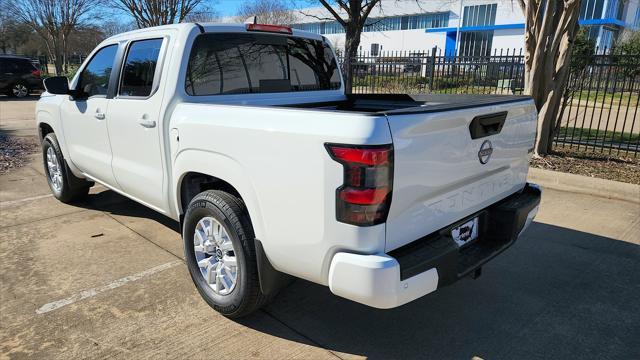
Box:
[42,133,91,203]
[183,190,267,318]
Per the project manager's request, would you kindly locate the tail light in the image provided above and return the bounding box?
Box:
[246,23,293,34]
[31,69,41,77]
[326,143,393,226]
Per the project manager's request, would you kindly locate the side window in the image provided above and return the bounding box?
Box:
[78,45,118,97]
[119,39,163,97]
[1,59,18,73]
[18,60,36,72]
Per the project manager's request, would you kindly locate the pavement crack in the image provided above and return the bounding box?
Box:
[260,308,346,360]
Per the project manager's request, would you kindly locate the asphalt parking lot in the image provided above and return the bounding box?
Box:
[1,97,639,359]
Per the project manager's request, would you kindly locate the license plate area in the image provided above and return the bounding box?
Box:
[451,216,479,247]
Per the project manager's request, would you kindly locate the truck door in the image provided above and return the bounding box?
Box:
[107,38,167,211]
[60,44,120,188]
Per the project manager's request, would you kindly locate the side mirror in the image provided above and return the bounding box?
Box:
[43,76,70,95]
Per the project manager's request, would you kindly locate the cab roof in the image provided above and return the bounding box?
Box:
[105,22,324,43]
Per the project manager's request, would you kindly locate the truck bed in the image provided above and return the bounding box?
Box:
[282,93,537,252]
[282,94,532,115]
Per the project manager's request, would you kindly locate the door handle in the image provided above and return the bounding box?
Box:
[95,112,105,120]
[138,118,156,128]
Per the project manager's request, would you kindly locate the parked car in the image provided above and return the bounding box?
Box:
[37,23,541,318]
[0,55,43,97]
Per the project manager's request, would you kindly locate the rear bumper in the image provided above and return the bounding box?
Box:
[328,182,541,309]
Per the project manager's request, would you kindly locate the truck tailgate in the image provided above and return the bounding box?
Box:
[384,98,537,252]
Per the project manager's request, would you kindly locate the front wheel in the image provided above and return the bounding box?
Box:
[42,133,91,203]
[183,190,268,318]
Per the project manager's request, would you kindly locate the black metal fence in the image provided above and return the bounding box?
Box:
[339,48,525,95]
[339,48,639,157]
[554,52,639,157]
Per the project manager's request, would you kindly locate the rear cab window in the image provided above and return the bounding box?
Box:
[185,33,341,96]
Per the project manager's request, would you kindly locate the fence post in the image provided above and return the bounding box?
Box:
[429,46,437,91]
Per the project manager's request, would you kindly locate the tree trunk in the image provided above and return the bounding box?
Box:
[343,23,361,94]
[49,36,64,75]
[523,0,581,156]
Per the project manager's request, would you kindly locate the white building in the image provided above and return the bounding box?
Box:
[290,0,640,55]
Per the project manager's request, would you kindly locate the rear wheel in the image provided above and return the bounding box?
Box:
[183,190,267,318]
[42,133,91,203]
[9,82,29,98]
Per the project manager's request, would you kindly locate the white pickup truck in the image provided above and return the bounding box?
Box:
[37,22,541,318]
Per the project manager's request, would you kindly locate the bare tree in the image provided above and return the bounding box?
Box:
[236,0,298,25]
[9,0,96,75]
[303,0,383,93]
[111,0,206,28]
[517,0,582,156]
[184,8,220,23]
[101,20,136,37]
[0,14,33,54]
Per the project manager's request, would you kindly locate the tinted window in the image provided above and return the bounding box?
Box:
[78,45,118,97]
[120,39,163,97]
[0,58,14,72]
[1,58,35,73]
[16,59,36,72]
[186,33,341,96]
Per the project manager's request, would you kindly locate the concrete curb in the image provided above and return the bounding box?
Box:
[527,167,640,204]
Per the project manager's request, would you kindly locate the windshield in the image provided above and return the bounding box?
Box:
[185,33,341,96]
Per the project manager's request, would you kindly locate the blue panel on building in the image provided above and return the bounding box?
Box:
[445,31,457,56]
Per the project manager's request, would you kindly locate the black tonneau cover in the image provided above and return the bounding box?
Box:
[281,93,532,115]
[348,94,533,115]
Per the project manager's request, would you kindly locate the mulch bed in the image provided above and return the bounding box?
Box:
[0,134,39,174]
[530,148,640,185]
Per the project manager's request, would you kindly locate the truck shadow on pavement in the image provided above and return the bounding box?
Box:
[78,189,640,360]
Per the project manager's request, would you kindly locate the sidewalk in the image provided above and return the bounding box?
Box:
[529,167,640,204]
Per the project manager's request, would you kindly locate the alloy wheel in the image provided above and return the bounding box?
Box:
[46,147,63,192]
[12,84,28,98]
[193,216,238,295]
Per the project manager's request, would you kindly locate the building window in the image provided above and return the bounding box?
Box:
[293,12,449,35]
[462,4,497,27]
[579,0,623,20]
[599,27,617,50]
[364,12,449,32]
[604,0,624,20]
[371,43,380,56]
[459,31,494,57]
[460,4,497,57]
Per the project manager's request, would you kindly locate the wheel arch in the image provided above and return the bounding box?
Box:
[36,107,83,178]
[38,122,54,141]
[173,150,266,242]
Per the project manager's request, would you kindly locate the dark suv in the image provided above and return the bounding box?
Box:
[0,56,43,98]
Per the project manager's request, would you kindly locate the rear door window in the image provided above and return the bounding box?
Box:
[17,59,36,73]
[186,33,341,96]
[119,38,163,97]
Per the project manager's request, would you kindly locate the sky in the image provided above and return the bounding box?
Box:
[215,0,316,18]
